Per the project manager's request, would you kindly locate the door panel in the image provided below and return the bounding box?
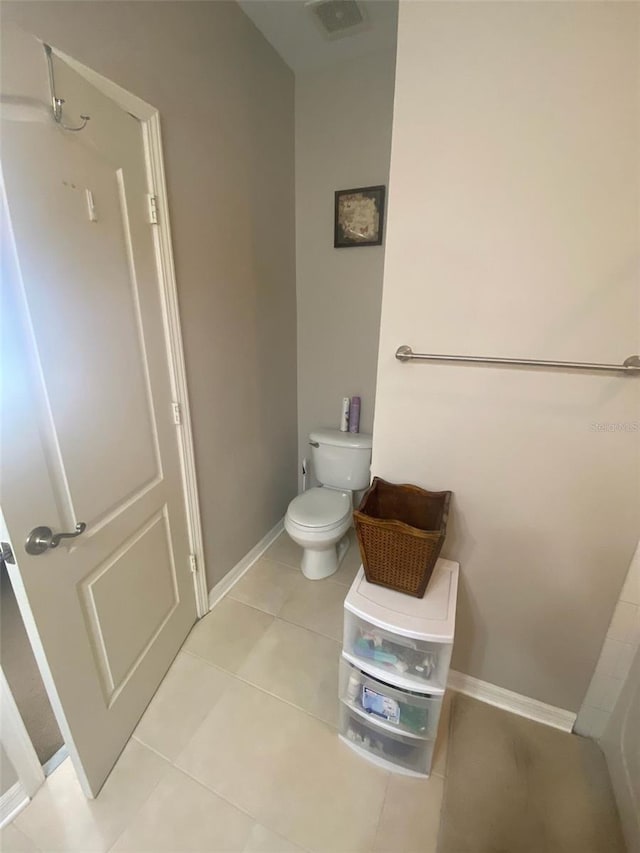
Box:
[81,509,179,701]
[1,40,197,795]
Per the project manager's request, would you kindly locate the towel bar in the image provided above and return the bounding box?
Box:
[395,345,640,374]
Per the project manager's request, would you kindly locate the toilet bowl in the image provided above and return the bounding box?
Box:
[285,428,373,580]
[285,487,352,580]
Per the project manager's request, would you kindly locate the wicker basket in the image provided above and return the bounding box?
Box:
[354,477,452,598]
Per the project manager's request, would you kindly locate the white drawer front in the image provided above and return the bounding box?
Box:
[339,702,434,776]
[339,657,442,740]
[343,610,452,693]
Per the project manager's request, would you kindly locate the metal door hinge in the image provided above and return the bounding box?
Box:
[147,194,159,225]
[189,554,198,574]
[86,189,98,222]
[171,401,182,425]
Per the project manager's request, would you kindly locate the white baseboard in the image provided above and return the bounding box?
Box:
[0,781,29,829]
[448,669,577,733]
[208,519,285,610]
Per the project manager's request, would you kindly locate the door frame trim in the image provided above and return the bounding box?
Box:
[142,114,209,618]
[56,46,209,617]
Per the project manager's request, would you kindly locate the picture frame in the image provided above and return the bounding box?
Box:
[334,185,386,248]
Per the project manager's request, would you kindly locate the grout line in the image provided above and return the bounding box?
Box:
[4,819,42,852]
[6,824,41,852]
[276,612,343,644]
[183,618,342,669]
[103,744,174,853]
[242,553,301,575]
[175,645,343,732]
[169,763,259,822]
[107,729,311,853]
[196,582,345,646]
[0,824,43,853]
[371,771,392,850]
[231,668,341,731]
[168,762,314,853]
[130,734,174,765]
[209,596,279,621]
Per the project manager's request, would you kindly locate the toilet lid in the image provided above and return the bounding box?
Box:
[287,488,351,528]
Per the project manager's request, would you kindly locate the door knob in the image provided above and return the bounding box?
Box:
[25,522,86,556]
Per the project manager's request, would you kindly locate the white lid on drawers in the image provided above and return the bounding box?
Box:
[344,559,459,643]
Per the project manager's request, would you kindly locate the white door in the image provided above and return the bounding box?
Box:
[1,48,198,796]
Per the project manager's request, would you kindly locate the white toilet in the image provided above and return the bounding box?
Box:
[285,428,373,580]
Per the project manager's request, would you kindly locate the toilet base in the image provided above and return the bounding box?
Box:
[301,534,350,581]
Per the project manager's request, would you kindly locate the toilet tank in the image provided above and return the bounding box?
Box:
[309,428,373,490]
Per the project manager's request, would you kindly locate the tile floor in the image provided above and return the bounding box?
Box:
[0,530,619,853]
[2,531,450,853]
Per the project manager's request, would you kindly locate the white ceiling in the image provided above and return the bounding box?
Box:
[238,0,398,74]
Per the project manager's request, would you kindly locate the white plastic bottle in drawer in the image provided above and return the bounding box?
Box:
[339,703,434,777]
[339,657,442,739]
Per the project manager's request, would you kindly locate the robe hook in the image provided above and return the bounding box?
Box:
[44,44,90,132]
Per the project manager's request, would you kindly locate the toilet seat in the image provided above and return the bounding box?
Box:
[286,487,351,532]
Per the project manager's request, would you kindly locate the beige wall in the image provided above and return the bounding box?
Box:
[373,1,640,711]
[295,51,396,485]
[1,2,298,588]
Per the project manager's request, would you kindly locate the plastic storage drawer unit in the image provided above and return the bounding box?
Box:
[340,559,459,777]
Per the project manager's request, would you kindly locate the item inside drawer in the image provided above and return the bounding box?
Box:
[353,626,438,679]
[367,687,425,733]
[343,669,436,736]
[341,708,432,775]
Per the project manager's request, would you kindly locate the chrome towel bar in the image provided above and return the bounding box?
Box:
[395,345,640,375]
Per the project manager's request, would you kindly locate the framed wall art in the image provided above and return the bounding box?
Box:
[334,185,385,248]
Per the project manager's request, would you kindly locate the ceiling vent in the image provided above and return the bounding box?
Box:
[306,0,369,41]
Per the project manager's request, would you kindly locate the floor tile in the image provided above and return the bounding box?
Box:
[229,556,302,616]
[243,823,305,853]
[175,678,389,853]
[372,773,444,853]
[238,619,341,726]
[0,823,41,853]
[110,766,253,852]
[15,742,168,853]
[278,578,346,642]
[182,597,273,673]
[133,651,231,761]
[438,694,626,853]
[263,532,302,571]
